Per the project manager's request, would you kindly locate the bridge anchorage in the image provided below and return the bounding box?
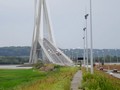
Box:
[29,0,74,66]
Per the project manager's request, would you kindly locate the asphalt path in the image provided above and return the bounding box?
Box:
[71,70,82,90]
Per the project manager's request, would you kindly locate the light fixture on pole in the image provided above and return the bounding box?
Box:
[83,27,86,66]
[109,50,111,65]
[115,49,118,63]
[90,0,94,74]
[84,14,89,71]
[96,51,99,63]
[102,50,105,65]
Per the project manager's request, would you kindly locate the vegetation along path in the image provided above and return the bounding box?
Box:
[71,70,82,90]
[0,65,78,90]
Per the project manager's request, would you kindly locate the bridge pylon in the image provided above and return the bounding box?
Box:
[29,0,73,66]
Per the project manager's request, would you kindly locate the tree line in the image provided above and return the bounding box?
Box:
[0,46,120,64]
[0,56,29,65]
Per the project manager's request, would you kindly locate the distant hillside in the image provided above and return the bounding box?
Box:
[0,46,120,57]
[0,47,120,64]
[0,46,120,64]
[0,46,30,56]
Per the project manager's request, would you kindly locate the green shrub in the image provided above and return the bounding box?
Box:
[81,68,120,90]
[33,61,44,69]
[17,66,79,90]
[54,64,61,69]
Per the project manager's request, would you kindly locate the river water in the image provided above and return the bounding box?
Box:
[0,65,32,69]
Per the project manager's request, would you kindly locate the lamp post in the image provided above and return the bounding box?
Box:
[109,50,111,65]
[90,0,93,74]
[83,28,86,66]
[102,50,105,65]
[65,49,67,56]
[85,14,89,71]
[71,49,73,60]
[69,49,71,59]
[115,49,118,63]
[97,50,100,66]
[71,48,75,61]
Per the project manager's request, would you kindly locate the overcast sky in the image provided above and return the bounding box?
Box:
[0,0,120,49]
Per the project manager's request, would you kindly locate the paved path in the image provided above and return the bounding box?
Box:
[71,70,82,90]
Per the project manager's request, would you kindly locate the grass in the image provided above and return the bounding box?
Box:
[0,65,78,90]
[81,68,120,90]
[17,66,78,90]
[0,69,47,90]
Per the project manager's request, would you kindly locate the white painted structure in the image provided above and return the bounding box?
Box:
[29,0,73,66]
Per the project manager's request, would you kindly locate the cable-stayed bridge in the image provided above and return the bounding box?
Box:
[29,0,73,66]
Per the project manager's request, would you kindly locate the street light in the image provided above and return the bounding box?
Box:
[83,28,86,66]
[71,48,75,61]
[64,49,67,56]
[96,51,99,63]
[109,50,112,65]
[90,0,94,74]
[68,49,71,59]
[115,49,118,63]
[71,49,73,60]
[84,13,89,71]
[102,50,105,65]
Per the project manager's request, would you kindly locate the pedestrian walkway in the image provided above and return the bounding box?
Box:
[71,70,82,90]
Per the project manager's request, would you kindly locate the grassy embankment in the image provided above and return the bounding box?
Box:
[81,68,120,90]
[0,65,78,90]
